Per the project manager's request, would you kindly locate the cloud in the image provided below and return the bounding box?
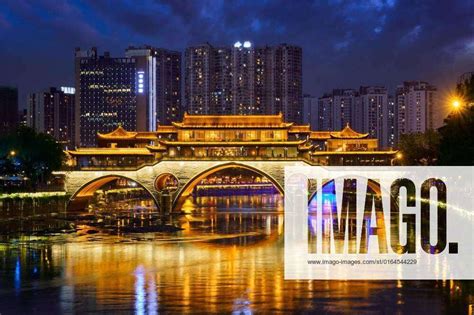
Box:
[400,25,422,44]
[0,0,472,106]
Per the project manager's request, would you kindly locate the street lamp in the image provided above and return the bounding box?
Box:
[391,152,403,166]
[452,100,461,109]
[450,95,466,112]
[9,150,16,157]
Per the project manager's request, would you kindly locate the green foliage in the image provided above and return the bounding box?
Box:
[398,130,440,165]
[0,127,65,188]
[0,192,69,201]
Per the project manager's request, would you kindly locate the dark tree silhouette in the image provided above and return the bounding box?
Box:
[438,74,474,166]
[398,130,440,165]
[0,127,65,190]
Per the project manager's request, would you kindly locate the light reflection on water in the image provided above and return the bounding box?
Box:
[0,194,470,314]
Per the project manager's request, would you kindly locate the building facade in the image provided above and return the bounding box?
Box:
[316,87,394,149]
[0,86,18,134]
[231,41,257,115]
[27,87,75,148]
[396,81,437,140]
[316,94,334,131]
[18,109,27,127]
[387,95,396,148]
[332,89,357,131]
[269,44,303,123]
[185,42,303,122]
[358,86,390,148]
[66,113,397,170]
[185,43,214,115]
[75,46,181,147]
[126,47,181,126]
[303,94,318,129]
[316,89,360,132]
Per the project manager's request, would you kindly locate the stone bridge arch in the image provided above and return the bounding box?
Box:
[171,162,285,211]
[67,174,159,212]
[60,160,308,213]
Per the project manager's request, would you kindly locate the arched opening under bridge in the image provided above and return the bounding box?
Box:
[174,163,284,214]
[67,175,158,214]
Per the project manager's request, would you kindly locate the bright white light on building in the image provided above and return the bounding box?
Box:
[234,41,242,48]
[243,41,251,48]
[60,86,75,94]
[137,71,145,94]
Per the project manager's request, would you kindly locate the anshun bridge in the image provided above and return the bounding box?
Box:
[58,113,398,213]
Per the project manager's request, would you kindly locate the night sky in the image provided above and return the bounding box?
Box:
[0,0,473,113]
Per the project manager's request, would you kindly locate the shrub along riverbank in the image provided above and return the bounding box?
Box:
[0,191,70,217]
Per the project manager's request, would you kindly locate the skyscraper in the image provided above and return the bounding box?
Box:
[317,93,334,131]
[27,87,75,148]
[267,44,303,123]
[75,46,181,147]
[0,86,18,134]
[332,89,357,130]
[396,81,437,140]
[185,42,303,122]
[316,89,359,131]
[75,47,143,147]
[126,46,181,126]
[387,95,396,148]
[185,43,214,115]
[358,86,389,148]
[232,41,256,114]
[303,94,318,129]
[213,47,233,114]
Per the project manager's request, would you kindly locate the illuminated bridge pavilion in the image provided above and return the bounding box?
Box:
[59,113,398,212]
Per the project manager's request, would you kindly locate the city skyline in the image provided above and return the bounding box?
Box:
[0,0,472,113]
[185,42,302,122]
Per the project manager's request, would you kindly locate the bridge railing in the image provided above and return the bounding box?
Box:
[62,156,310,171]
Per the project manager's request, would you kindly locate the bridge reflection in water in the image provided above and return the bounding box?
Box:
[0,191,469,313]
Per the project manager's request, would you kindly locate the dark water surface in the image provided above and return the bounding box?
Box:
[0,194,471,314]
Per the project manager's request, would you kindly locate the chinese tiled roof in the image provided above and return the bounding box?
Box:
[172,112,293,128]
[97,126,137,140]
[309,124,369,140]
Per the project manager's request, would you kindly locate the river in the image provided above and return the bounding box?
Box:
[0,194,471,314]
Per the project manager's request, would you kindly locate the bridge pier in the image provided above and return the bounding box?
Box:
[158,192,174,214]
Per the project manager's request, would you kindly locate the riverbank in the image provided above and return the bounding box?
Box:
[0,191,70,218]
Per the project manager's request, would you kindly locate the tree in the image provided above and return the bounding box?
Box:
[438,106,474,165]
[438,73,474,166]
[456,73,474,103]
[398,130,440,165]
[0,127,65,190]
